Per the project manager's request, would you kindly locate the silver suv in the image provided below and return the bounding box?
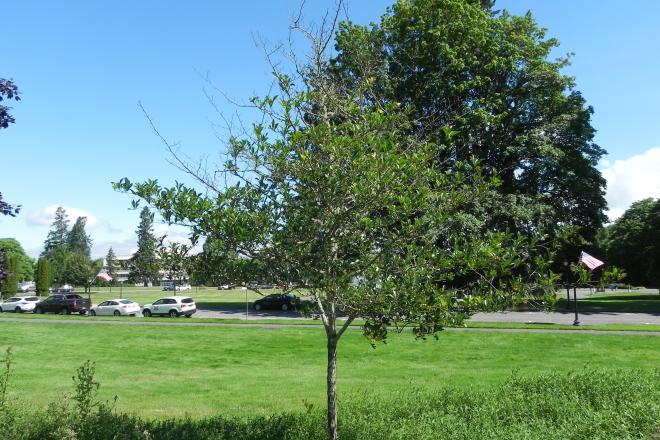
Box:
[141,296,196,318]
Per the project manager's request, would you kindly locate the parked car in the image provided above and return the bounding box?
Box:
[141,296,196,318]
[253,293,297,311]
[0,296,40,313]
[18,282,35,293]
[49,284,74,293]
[34,294,91,315]
[162,283,192,291]
[90,299,141,316]
[218,284,233,290]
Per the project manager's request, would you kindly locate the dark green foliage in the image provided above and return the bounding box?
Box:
[129,207,160,286]
[1,368,658,440]
[61,254,103,293]
[0,78,20,129]
[600,198,660,287]
[35,258,52,294]
[104,247,117,284]
[41,207,70,259]
[0,254,19,298]
[0,238,33,281]
[330,0,607,258]
[0,193,20,217]
[67,217,92,257]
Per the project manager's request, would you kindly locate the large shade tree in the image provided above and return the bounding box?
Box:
[599,198,660,287]
[115,8,555,437]
[0,239,33,282]
[328,0,607,269]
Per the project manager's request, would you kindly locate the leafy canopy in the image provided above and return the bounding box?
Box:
[329,0,606,254]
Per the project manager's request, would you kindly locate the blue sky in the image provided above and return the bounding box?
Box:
[2,0,659,258]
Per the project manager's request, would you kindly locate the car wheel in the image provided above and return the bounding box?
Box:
[184,314,192,318]
[142,309,152,317]
[254,303,262,311]
[169,309,179,318]
[15,307,23,314]
[281,304,288,311]
[35,307,43,314]
[61,307,70,315]
[113,310,121,317]
[90,310,96,316]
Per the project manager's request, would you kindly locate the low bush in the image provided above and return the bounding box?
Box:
[1,349,658,439]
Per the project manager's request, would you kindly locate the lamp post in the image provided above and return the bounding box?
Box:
[572,285,580,326]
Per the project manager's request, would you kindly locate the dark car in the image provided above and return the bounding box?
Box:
[253,293,297,311]
[49,284,74,293]
[34,294,91,315]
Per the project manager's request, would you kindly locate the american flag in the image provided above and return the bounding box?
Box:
[96,271,112,282]
[579,251,604,271]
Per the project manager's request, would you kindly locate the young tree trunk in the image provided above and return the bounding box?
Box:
[327,335,338,440]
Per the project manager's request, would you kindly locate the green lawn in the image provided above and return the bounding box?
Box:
[1,320,658,419]
[3,312,660,332]
[32,286,272,309]
[556,293,660,313]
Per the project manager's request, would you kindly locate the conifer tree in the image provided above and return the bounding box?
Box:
[35,258,52,294]
[104,247,118,284]
[67,217,92,257]
[42,207,70,258]
[0,254,18,298]
[129,207,160,286]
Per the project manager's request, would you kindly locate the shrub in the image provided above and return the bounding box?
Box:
[1,361,658,440]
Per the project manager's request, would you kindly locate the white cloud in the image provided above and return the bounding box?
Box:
[91,238,137,260]
[27,205,102,229]
[602,147,660,221]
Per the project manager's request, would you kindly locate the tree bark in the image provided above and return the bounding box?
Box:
[327,335,338,440]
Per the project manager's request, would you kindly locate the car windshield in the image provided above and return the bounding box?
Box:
[119,300,134,304]
[181,298,194,304]
[25,297,39,301]
[66,294,83,299]
[5,298,19,302]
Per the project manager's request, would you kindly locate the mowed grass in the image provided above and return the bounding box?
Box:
[556,292,660,313]
[3,313,660,332]
[83,286,272,309]
[1,321,658,419]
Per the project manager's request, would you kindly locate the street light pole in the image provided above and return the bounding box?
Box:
[572,286,580,326]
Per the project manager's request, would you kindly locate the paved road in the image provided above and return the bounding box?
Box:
[1,317,659,336]
[204,308,660,325]
[470,310,660,326]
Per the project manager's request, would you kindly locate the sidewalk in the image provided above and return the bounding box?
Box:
[470,310,660,326]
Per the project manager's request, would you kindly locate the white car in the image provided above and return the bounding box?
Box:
[162,283,192,291]
[141,296,196,318]
[0,296,40,313]
[18,282,35,293]
[90,299,141,316]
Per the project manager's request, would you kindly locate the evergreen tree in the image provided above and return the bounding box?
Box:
[67,217,92,257]
[104,247,118,284]
[35,258,52,295]
[129,207,160,286]
[42,207,69,258]
[0,254,19,298]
